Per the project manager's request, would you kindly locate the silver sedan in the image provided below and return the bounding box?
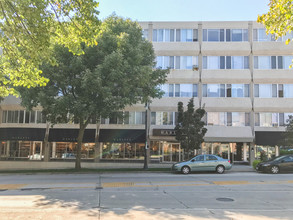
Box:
[171,154,232,174]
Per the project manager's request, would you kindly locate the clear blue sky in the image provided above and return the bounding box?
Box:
[98,0,270,22]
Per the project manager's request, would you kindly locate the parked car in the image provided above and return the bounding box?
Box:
[28,154,43,160]
[256,155,293,174]
[171,154,232,174]
[61,153,76,159]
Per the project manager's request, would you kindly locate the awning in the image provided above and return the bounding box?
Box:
[48,129,96,142]
[255,131,285,146]
[0,128,46,141]
[0,128,145,143]
[99,129,145,143]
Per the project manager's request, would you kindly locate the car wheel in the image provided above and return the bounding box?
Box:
[181,166,190,174]
[271,165,279,174]
[216,165,225,174]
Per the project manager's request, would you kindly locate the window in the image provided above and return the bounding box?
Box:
[152,29,196,42]
[151,112,175,125]
[256,113,279,127]
[207,112,249,126]
[180,84,193,97]
[156,56,197,69]
[206,155,217,161]
[160,84,198,97]
[253,28,293,42]
[203,84,249,97]
[254,56,293,69]
[142,29,148,40]
[284,85,293,98]
[203,56,249,69]
[203,29,248,42]
[254,84,293,98]
[195,155,205,161]
[207,112,226,126]
[232,112,245,126]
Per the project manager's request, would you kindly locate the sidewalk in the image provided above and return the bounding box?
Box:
[0,161,254,172]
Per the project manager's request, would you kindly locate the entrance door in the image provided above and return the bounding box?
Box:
[162,142,181,162]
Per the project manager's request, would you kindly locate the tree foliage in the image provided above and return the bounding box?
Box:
[282,115,293,147]
[18,15,168,169]
[0,0,100,97]
[174,98,207,159]
[258,0,293,44]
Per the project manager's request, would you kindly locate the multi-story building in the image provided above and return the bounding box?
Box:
[1,21,293,164]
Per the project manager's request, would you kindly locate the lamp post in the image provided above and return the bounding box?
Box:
[144,102,149,170]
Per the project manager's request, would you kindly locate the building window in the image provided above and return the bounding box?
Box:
[156,56,197,70]
[203,29,248,42]
[203,56,249,69]
[160,84,197,97]
[151,112,175,125]
[1,110,42,124]
[207,112,249,126]
[152,29,197,42]
[142,29,148,40]
[253,28,293,42]
[203,84,249,97]
[254,56,293,69]
[255,84,293,98]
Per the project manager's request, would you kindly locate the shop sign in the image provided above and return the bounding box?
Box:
[153,129,176,136]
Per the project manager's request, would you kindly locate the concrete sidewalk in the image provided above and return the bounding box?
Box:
[0,161,254,172]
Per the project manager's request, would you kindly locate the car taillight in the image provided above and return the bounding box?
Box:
[228,160,231,163]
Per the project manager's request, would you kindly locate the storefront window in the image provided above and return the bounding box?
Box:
[255,145,276,161]
[54,142,94,159]
[102,143,145,159]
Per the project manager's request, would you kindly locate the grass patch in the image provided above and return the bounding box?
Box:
[0,168,171,174]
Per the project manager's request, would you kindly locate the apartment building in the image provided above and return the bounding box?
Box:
[1,21,293,164]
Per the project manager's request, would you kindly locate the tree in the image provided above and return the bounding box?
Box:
[282,115,293,147]
[174,98,207,159]
[0,0,100,97]
[18,15,168,169]
[258,0,293,44]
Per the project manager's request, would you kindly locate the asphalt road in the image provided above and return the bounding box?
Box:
[1,171,293,220]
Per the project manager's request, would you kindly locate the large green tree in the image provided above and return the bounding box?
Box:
[0,0,100,97]
[282,115,293,147]
[175,98,207,159]
[258,0,293,44]
[18,15,168,169]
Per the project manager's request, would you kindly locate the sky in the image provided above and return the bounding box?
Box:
[98,0,270,22]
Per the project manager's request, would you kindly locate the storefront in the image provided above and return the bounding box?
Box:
[255,131,282,160]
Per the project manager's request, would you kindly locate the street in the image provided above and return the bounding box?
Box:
[0,171,293,219]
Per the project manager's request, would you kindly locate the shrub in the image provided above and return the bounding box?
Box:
[253,159,262,170]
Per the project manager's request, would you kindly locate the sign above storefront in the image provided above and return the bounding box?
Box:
[153,129,176,136]
[0,128,46,141]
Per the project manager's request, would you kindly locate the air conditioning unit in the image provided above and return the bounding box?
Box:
[192,65,199,71]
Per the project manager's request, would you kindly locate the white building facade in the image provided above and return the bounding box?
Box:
[1,21,293,164]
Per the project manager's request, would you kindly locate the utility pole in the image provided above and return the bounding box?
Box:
[144,102,150,170]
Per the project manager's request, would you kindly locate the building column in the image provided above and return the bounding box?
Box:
[243,143,248,162]
[6,141,10,157]
[52,142,56,158]
[250,143,256,166]
[275,145,280,157]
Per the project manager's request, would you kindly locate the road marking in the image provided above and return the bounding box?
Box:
[213,181,249,185]
[102,182,134,188]
[0,184,27,190]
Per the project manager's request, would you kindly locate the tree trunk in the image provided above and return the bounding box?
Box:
[43,122,50,162]
[94,120,101,163]
[75,122,87,170]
